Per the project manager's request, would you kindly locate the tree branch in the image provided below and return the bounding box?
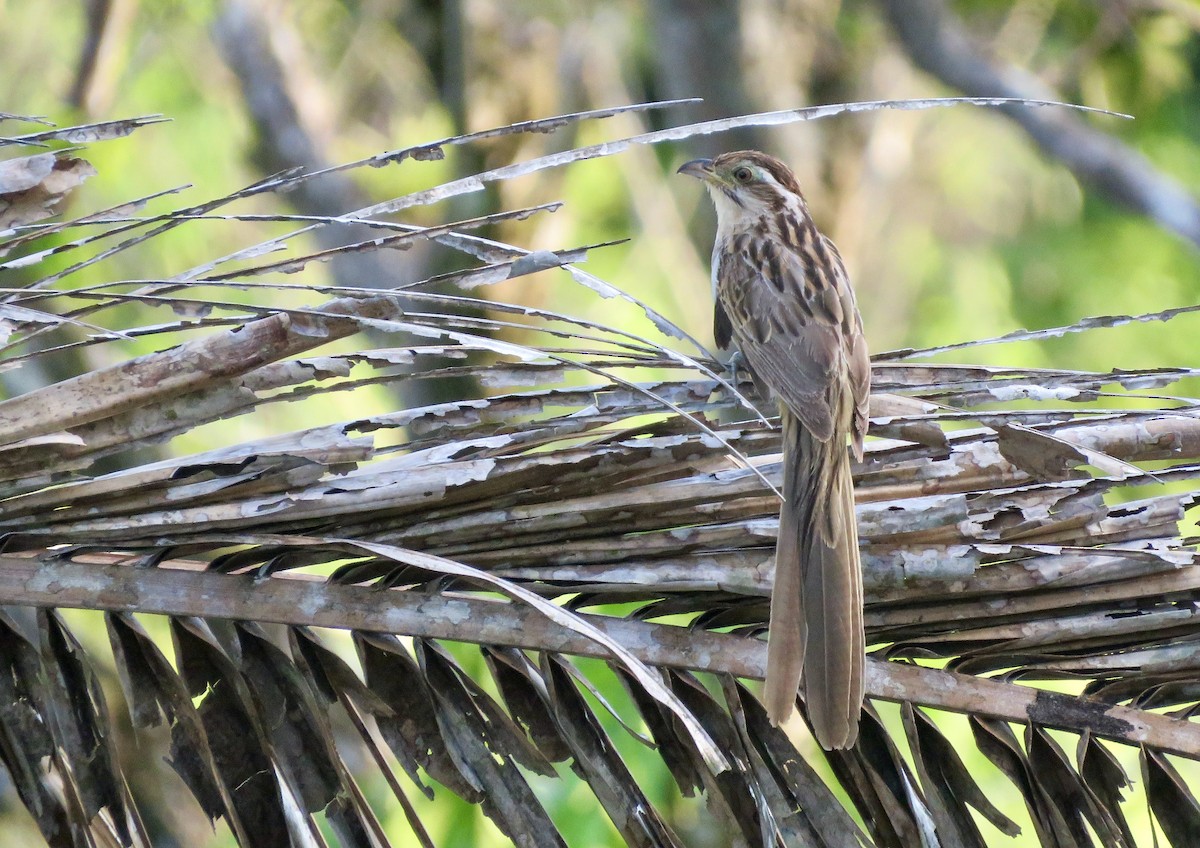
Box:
[5,554,1198,759]
[878,0,1200,246]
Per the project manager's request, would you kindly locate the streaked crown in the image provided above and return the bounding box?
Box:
[711,150,805,197]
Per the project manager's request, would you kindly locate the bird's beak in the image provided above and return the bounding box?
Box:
[677,158,715,180]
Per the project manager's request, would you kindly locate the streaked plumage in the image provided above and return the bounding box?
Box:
[679,151,869,749]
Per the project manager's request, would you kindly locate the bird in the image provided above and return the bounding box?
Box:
[678,151,869,749]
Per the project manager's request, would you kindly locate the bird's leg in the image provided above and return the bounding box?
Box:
[724,349,746,389]
[710,349,750,407]
[724,349,772,407]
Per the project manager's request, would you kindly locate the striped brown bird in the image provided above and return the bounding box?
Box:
[679,151,869,749]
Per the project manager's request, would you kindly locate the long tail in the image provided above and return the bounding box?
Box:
[762,410,864,749]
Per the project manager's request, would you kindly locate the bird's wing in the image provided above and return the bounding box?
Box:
[716,232,860,442]
[824,238,871,458]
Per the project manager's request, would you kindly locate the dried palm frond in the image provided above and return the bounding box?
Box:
[0,101,1197,848]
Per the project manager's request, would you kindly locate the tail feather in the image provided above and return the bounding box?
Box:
[763,410,864,749]
[763,462,805,723]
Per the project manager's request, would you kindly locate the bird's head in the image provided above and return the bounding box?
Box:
[677,150,806,229]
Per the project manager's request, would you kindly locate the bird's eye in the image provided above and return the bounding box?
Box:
[732,166,753,183]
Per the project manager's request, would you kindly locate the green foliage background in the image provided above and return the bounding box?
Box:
[2,1,1199,845]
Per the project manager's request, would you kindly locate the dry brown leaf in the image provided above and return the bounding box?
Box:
[0,154,95,228]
